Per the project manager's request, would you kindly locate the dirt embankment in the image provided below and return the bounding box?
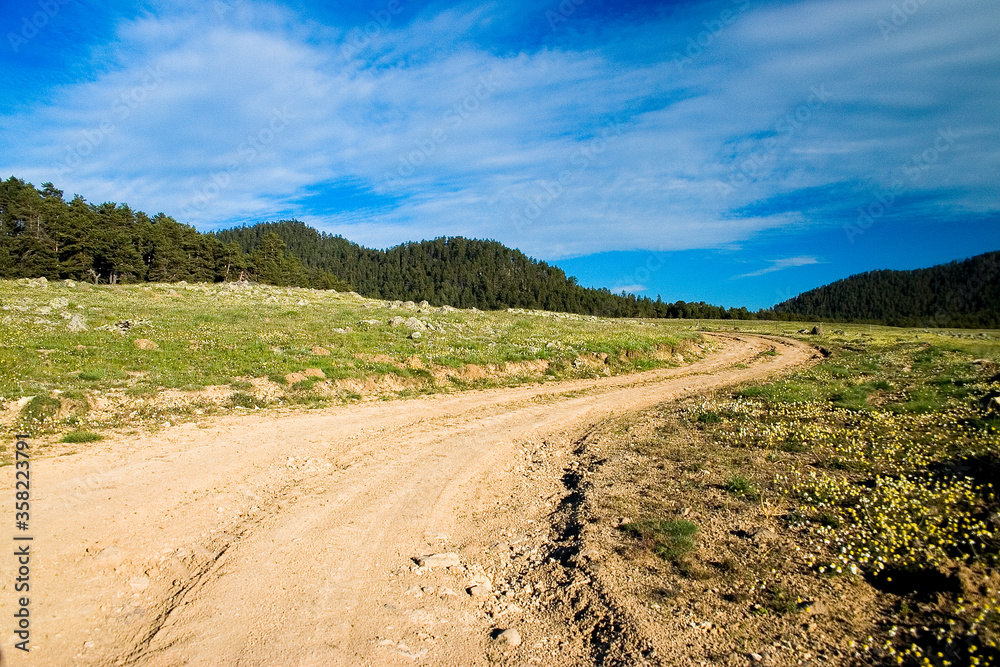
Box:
[2,333,817,666]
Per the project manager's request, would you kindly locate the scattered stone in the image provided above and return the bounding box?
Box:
[311,346,331,356]
[752,528,779,543]
[807,600,829,615]
[303,368,326,379]
[495,628,521,647]
[129,576,150,591]
[134,339,159,350]
[284,372,308,385]
[67,314,88,332]
[418,553,461,569]
[331,327,352,334]
[972,359,996,369]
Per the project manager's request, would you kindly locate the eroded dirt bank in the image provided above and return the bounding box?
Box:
[2,333,817,666]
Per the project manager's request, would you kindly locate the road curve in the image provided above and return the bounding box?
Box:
[4,333,818,666]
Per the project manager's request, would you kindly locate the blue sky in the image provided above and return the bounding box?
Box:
[1,0,998,308]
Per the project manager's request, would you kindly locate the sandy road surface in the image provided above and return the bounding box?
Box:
[2,333,817,666]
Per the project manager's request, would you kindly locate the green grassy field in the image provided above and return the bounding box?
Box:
[0,278,703,443]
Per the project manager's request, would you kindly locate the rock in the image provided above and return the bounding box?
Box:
[972,359,996,370]
[50,297,69,308]
[439,305,456,313]
[753,528,778,543]
[129,576,150,591]
[311,346,330,356]
[807,600,830,615]
[402,301,416,309]
[418,300,429,308]
[284,372,308,385]
[749,653,763,662]
[468,585,489,597]
[410,331,423,340]
[134,339,159,350]
[418,553,461,569]
[390,316,407,327]
[810,325,823,335]
[404,317,426,330]
[63,279,76,288]
[303,368,326,379]
[495,628,521,647]
[67,314,88,332]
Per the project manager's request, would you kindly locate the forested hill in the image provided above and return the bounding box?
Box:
[0,177,349,290]
[1,177,743,318]
[773,251,1000,328]
[212,220,748,318]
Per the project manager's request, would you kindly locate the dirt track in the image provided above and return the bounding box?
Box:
[3,333,817,666]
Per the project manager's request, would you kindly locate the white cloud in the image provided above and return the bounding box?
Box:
[734,256,821,279]
[0,0,997,260]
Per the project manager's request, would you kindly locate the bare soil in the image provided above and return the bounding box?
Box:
[2,333,818,666]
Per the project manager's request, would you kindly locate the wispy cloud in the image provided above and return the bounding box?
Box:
[608,284,647,294]
[0,0,996,261]
[735,256,821,279]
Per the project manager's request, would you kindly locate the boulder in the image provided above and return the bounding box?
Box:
[494,628,521,647]
[418,553,461,569]
[67,314,88,333]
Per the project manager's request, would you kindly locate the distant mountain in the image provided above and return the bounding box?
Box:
[773,251,1000,328]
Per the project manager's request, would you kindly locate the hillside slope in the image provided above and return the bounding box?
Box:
[213,220,744,319]
[773,251,1000,327]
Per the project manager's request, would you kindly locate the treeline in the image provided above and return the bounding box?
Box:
[6,176,998,327]
[772,251,1000,328]
[213,220,758,319]
[0,177,349,289]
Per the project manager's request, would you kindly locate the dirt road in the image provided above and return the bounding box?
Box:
[3,333,817,666]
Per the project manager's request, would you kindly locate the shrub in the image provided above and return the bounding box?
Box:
[60,430,103,443]
[621,519,699,560]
